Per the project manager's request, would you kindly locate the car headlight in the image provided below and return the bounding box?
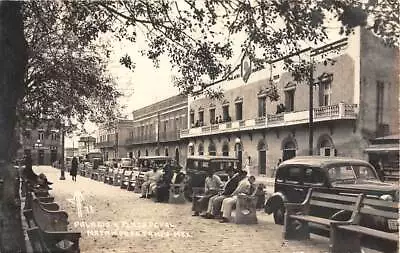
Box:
[380,194,393,201]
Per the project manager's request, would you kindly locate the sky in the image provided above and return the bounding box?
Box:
[64,5,352,148]
[65,32,180,147]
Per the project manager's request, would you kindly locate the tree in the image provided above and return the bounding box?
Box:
[0,0,398,251]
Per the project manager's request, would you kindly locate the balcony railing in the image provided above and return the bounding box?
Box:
[124,130,181,145]
[180,103,358,138]
[267,113,284,124]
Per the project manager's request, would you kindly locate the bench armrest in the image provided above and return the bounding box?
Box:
[41,202,60,211]
[285,202,307,214]
[330,220,354,227]
[38,196,55,203]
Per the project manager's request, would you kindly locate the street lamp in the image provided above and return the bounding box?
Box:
[33,139,43,165]
[59,119,68,180]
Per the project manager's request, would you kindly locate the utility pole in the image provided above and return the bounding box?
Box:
[59,126,65,180]
[308,59,314,156]
[157,111,160,155]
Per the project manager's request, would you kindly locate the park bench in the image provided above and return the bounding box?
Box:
[234,194,257,224]
[169,183,186,204]
[330,196,399,253]
[283,188,364,240]
[25,197,81,253]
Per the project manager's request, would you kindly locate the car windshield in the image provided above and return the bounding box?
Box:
[328,165,378,183]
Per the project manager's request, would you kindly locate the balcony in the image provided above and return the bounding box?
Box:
[180,103,358,138]
[96,141,115,148]
[124,130,181,145]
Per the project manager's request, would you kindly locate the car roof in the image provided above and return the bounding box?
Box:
[279,156,372,169]
[187,155,239,162]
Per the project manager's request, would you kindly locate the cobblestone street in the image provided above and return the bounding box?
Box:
[29,166,338,253]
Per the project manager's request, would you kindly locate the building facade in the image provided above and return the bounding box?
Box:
[96,120,134,161]
[180,27,399,177]
[78,136,96,157]
[124,95,188,166]
[17,125,62,165]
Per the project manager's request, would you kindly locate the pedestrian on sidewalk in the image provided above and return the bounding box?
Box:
[70,156,78,181]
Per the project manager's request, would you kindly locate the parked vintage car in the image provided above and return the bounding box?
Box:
[103,166,114,184]
[112,167,125,186]
[183,155,239,200]
[264,156,399,234]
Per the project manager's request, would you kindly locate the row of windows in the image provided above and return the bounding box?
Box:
[24,131,59,141]
[99,134,114,143]
[190,78,333,127]
[129,117,184,138]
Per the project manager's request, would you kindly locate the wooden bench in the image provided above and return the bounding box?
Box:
[25,197,81,253]
[234,194,258,224]
[283,188,364,240]
[330,196,399,253]
[169,184,186,204]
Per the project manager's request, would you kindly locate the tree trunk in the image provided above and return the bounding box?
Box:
[0,1,27,252]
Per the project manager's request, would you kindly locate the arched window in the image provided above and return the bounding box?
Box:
[198,143,204,155]
[222,142,229,156]
[137,150,141,157]
[155,148,160,156]
[208,142,216,156]
[317,135,335,156]
[165,148,169,156]
[145,149,149,156]
[282,136,297,161]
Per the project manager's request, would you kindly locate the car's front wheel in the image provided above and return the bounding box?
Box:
[273,204,285,225]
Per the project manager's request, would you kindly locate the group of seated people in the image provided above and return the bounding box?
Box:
[140,161,185,202]
[192,168,257,223]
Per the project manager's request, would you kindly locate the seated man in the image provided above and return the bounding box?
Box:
[192,168,224,216]
[220,175,256,223]
[202,170,247,219]
[155,161,174,202]
[140,166,162,198]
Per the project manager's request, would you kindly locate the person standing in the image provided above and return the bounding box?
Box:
[70,156,78,181]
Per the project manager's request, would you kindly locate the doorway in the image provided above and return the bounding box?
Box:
[38,150,45,165]
[283,140,296,161]
[258,140,267,175]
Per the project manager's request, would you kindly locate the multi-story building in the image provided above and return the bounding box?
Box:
[96,119,134,161]
[78,136,96,157]
[17,124,62,165]
[124,95,188,166]
[180,27,399,177]
[65,147,79,158]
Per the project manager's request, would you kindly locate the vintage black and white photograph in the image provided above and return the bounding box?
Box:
[0,0,399,252]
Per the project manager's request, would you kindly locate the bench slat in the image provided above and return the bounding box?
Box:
[362,198,399,209]
[360,207,399,219]
[338,224,399,242]
[312,192,359,203]
[310,200,356,211]
[290,215,331,226]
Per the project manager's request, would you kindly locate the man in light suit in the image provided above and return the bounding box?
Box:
[220,175,256,223]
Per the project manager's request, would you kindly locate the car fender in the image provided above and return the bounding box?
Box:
[264,192,287,214]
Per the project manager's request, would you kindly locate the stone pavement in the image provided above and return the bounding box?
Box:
[33,166,332,253]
